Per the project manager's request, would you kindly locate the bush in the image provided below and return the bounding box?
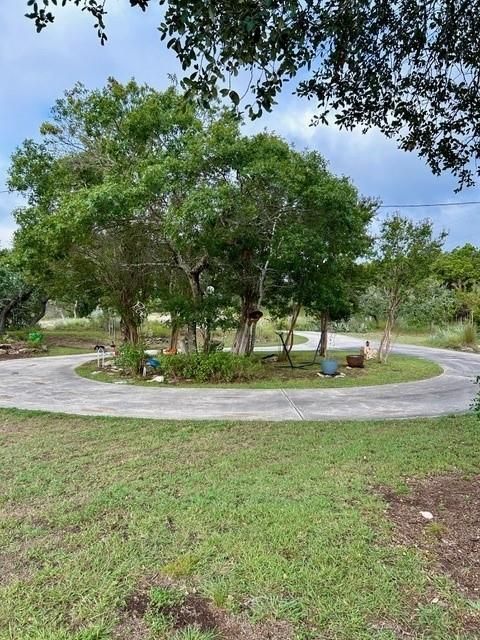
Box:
[5,328,33,342]
[331,317,378,333]
[159,352,263,383]
[143,320,170,340]
[115,343,146,375]
[4,328,44,344]
[295,315,322,331]
[427,323,478,349]
[462,323,478,346]
[27,331,44,347]
[39,317,94,330]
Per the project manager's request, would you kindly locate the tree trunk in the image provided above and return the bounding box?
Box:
[0,289,33,336]
[185,270,204,354]
[319,312,329,357]
[248,321,258,355]
[30,297,49,326]
[121,317,140,344]
[232,296,259,356]
[286,305,302,352]
[233,249,270,357]
[169,321,181,352]
[186,322,198,354]
[171,251,208,356]
[0,305,11,336]
[378,310,395,363]
[232,316,252,355]
[202,326,212,354]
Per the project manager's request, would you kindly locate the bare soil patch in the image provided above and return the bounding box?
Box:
[114,576,293,640]
[0,342,42,359]
[379,474,480,600]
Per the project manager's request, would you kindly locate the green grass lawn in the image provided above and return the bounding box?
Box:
[347,331,435,347]
[76,349,442,389]
[347,331,458,349]
[347,328,478,351]
[0,410,478,639]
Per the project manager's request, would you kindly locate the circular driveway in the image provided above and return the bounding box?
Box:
[0,332,478,421]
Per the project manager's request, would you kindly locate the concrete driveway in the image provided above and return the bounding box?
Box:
[0,332,478,421]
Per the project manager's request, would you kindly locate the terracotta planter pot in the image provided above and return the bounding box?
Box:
[346,354,365,368]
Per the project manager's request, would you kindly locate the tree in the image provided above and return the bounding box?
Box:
[373,216,446,362]
[357,285,388,329]
[434,244,480,323]
[359,278,457,331]
[151,111,242,353]
[266,153,374,355]
[0,250,48,336]
[401,278,456,330]
[213,133,301,355]
[26,0,480,188]
[9,79,373,355]
[9,80,203,343]
[434,244,480,291]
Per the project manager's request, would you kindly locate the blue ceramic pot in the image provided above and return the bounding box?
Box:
[321,358,338,375]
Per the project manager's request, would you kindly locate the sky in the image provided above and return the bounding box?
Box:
[1,0,479,250]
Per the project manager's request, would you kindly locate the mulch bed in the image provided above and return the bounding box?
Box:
[379,474,480,600]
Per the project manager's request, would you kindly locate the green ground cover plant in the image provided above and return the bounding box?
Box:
[158,352,263,383]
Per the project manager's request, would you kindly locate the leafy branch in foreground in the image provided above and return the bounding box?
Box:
[25,0,480,189]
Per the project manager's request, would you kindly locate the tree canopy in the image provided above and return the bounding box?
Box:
[8,80,373,350]
[25,0,480,188]
[434,244,480,322]
[372,215,446,361]
[434,244,480,291]
[0,250,48,335]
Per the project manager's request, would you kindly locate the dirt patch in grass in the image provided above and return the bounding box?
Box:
[380,474,480,600]
[114,576,293,639]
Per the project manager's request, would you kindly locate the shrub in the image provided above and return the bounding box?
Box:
[27,331,44,347]
[159,352,263,383]
[462,323,478,346]
[40,317,94,330]
[5,328,33,342]
[143,320,171,340]
[331,317,378,334]
[427,323,478,349]
[295,317,318,331]
[115,343,146,375]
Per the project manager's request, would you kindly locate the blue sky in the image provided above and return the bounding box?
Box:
[1,0,479,249]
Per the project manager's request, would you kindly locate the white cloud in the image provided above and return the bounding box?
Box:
[244,100,480,249]
[0,1,479,250]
